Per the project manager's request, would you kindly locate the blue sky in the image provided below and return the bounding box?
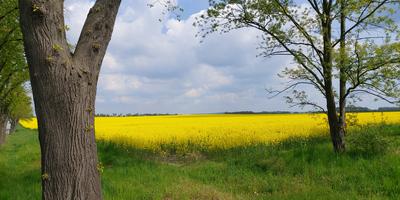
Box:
[63,0,396,114]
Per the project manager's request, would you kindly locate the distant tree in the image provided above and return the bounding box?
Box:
[0,0,29,145]
[378,107,400,111]
[342,106,370,112]
[196,0,400,152]
[8,86,33,133]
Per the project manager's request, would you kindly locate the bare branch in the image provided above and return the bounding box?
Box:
[352,89,400,104]
[289,101,327,113]
[266,81,316,98]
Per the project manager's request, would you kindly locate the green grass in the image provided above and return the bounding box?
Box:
[1,125,400,199]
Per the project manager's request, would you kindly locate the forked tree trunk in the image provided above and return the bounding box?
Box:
[326,89,346,153]
[0,113,7,146]
[329,117,346,153]
[326,86,346,152]
[18,0,121,199]
[322,7,345,153]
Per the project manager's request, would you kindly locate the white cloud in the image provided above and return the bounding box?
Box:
[185,64,233,89]
[112,96,137,104]
[102,54,121,72]
[62,0,394,114]
[100,74,142,93]
[184,88,203,98]
[61,0,292,113]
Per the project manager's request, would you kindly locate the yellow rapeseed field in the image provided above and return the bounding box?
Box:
[20,112,400,152]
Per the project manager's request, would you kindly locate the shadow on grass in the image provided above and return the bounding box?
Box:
[98,124,400,168]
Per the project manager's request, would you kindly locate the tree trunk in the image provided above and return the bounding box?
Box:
[338,0,347,137]
[18,0,121,199]
[327,102,346,153]
[0,113,7,146]
[34,74,101,200]
[9,118,18,134]
[326,78,345,153]
[322,4,345,153]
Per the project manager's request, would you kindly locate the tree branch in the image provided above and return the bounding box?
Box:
[266,81,316,98]
[0,26,18,51]
[73,0,122,76]
[245,21,325,89]
[332,0,389,47]
[352,89,400,104]
[0,6,18,24]
[272,0,324,59]
[289,101,326,113]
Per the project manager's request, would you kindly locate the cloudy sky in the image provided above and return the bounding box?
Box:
[64,0,395,114]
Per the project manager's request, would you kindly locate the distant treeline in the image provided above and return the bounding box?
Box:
[337,106,400,112]
[225,107,400,114]
[95,113,178,117]
[223,111,295,114]
[95,107,399,117]
[377,107,400,111]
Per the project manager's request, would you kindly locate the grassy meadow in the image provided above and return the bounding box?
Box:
[1,112,400,199]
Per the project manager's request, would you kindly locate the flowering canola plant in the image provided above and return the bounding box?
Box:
[20,112,400,152]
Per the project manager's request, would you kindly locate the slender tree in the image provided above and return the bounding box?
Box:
[8,86,33,133]
[196,0,400,152]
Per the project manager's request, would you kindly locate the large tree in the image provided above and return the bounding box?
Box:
[17,0,180,198]
[0,0,29,145]
[196,0,400,152]
[18,0,122,199]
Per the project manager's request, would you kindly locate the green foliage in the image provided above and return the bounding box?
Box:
[147,0,184,21]
[347,127,389,157]
[0,0,31,118]
[346,112,360,127]
[8,87,33,120]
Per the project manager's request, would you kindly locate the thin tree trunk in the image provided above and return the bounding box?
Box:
[9,118,18,133]
[322,2,345,153]
[0,113,7,146]
[338,0,347,137]
[18,0,121,199]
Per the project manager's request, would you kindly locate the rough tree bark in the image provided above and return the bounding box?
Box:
[0,113,7,146]
[322,1,345,153]
[18,0,121,199]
